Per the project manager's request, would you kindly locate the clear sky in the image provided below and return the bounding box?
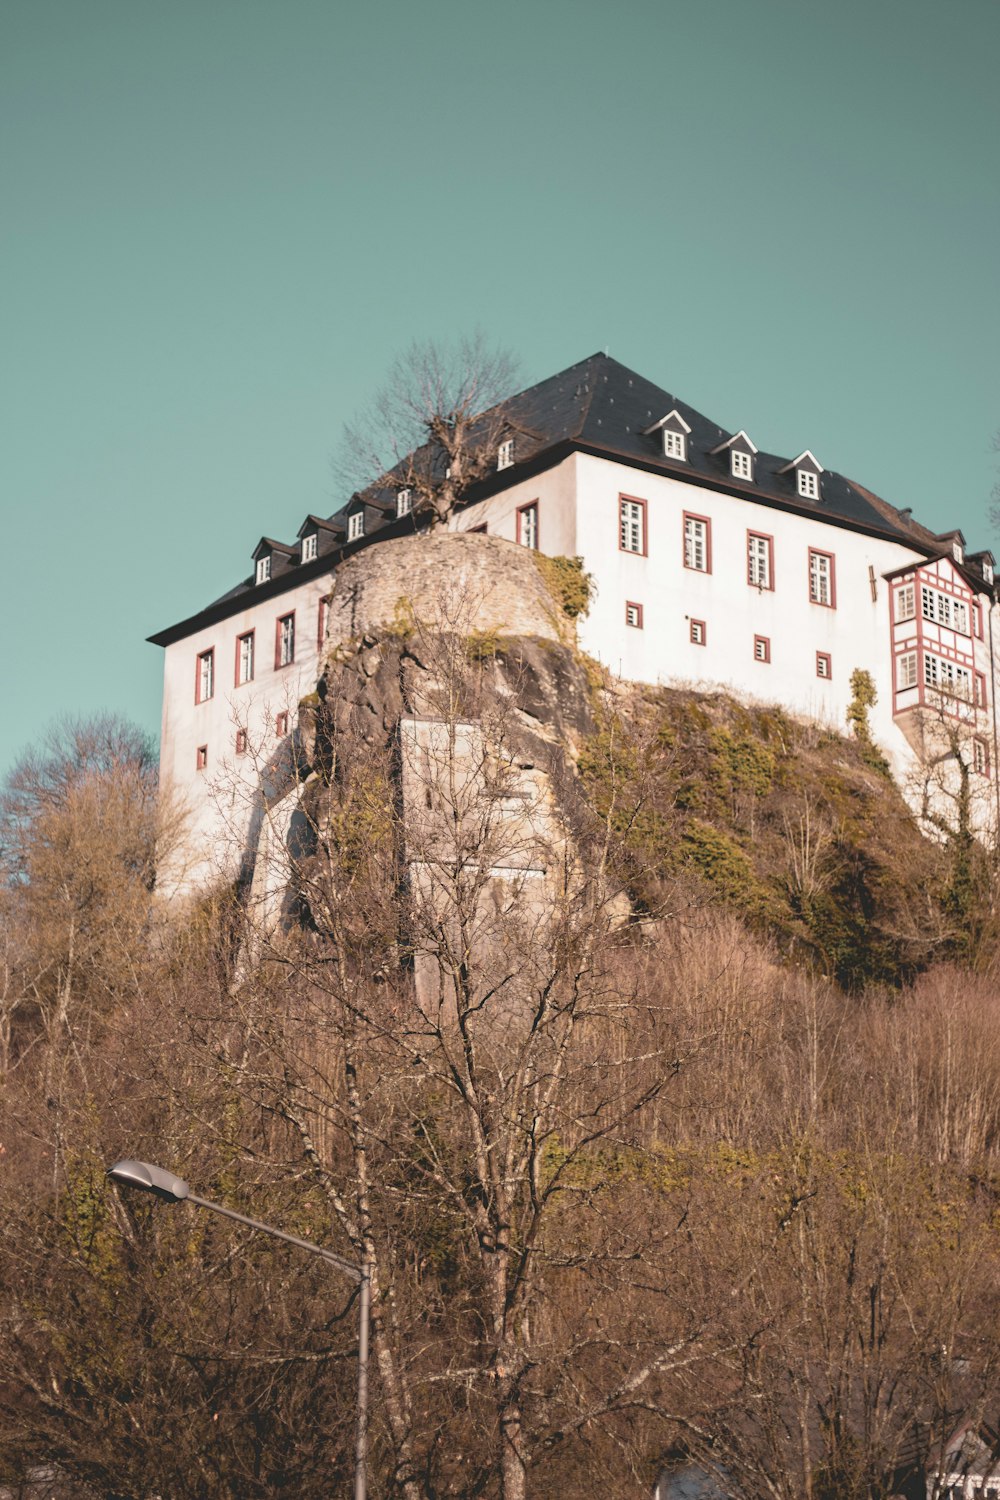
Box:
[2,0,998,781]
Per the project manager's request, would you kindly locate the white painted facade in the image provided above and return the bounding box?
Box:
[154,399,1000,898]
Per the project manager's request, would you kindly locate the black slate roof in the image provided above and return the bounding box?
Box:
[148,353,971,646]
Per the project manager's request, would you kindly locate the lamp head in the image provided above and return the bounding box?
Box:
[107,1159,189,1202]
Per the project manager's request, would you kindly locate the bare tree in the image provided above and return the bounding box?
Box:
[337,334,521,525]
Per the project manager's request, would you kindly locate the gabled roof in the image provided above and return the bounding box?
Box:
[297,514,345,539]
[778,449,823,474]
[710,429,759,457]
[642,408,692,436]
[252,537,297,561]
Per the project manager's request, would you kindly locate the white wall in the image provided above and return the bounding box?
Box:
[157,573,332,895]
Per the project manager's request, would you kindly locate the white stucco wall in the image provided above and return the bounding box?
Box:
[157,574,331,895]
[567,453,926,774]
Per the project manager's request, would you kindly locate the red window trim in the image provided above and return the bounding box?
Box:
[275,610,296,669]
[194,646,215,705]
[975,671,988,708]
[625,600,644,628]
[682,511,712,574]
[689,618,706,646]
[618,493,648,557]
[234,629,255,687]
[816,651,832,679]
[753,634,771,664]
[196,744,208,771]
[808,548,837,608]
[973,737,991,777]
[516,501,539,549]
[746,530,775,590]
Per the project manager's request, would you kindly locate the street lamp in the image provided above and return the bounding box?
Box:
[107,1158,370,1500]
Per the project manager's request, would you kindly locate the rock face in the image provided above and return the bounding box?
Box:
[322,530,571,653]
[246,532,600,945]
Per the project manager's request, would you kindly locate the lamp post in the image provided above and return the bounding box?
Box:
[107,1158,370,1500]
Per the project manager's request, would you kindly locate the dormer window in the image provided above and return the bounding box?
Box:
[348,512,364,542]
[301,532,318,563]
[642,408,691,462]
[256,555,271,585]
[778,450,824,502]
[985,561,995,585]
[396,488,412,518]
[953,539,964,564]
[710,431,757,483]
[663,429,686,461]
[497,439,514,471]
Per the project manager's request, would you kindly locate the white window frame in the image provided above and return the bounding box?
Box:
[897,652,917,690]
[255,555,271,585]
[797,469,819,499]
[197,649,214,703]
[690,619,706,646]
[816,652,831,679]
[237,631,254,686]
[974,738,988,776]
[684,514,710,572]
[301,532,318,563]
[497,439,514,471]
[625,602,643,629]
[517,502,538,550]
[753,635,770,663]
[620,498,645,555]
[277,613,295,669]
[662,429,686,461]
[348,511,365,542]
[731,449,753,481]
[747,532,772,590]
[396,488,413,518]
[896,582,915,621]
[809,549,834,607]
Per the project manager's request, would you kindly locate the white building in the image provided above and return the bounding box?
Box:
[149,353,999,894]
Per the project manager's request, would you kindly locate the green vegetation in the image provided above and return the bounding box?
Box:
[578,684,975,987]
[533,552,593,620]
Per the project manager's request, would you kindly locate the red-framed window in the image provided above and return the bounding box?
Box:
[816,652,832,679]
[689,619,706,646]
[747,531,774,590]
[275,710,290,738]
[808,549,836,608]
[235,630,255,686]
[973,737,990,777]
[619,495,647,556]
[235,728,248,756]
[975,672,988,708]
[196,744,208,771]
[195,648,215,704]
[683,512,711,573]
[517,502,539,549]
[753,635,770,663]
[276,612,296,668]
[625,601,643,629]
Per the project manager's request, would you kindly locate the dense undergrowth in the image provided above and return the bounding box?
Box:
[579,683,1000,988]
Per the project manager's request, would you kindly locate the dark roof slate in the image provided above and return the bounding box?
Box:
[152,352,966,644]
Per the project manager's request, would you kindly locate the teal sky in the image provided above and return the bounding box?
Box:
[2,0,998,780]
